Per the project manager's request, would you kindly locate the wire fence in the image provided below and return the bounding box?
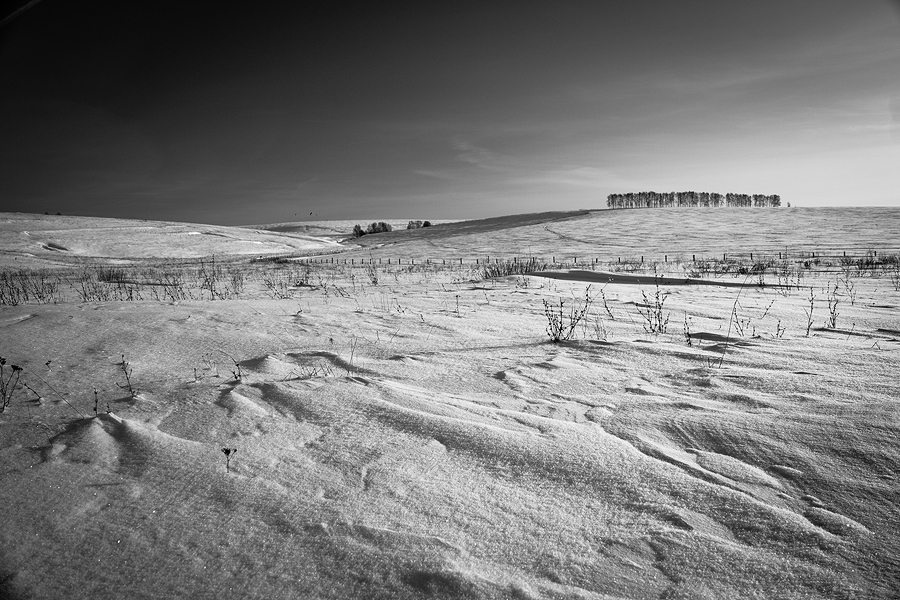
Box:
[277,248,900,273]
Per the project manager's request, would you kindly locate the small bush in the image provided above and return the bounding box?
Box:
[637,283,670,334]
[543,287,594,343]
[803,288,816,337]
[825,281,839,329]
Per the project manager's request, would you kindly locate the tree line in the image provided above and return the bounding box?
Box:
[607,191,781,209]
[351,220,432,238]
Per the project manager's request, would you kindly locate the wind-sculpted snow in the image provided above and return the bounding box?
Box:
[0,209,898,599]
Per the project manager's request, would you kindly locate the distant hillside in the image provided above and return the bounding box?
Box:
[607,191,781,209]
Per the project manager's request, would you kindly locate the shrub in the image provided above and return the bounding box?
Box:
[543,287,594,343]
[637,283,669,334]
[803,288,816,337]
[825,281,839,329]
[352,224,365,238]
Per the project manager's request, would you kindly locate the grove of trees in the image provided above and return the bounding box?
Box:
[352,221,393,238]
[406,220,432,229]
[606,191,781,209]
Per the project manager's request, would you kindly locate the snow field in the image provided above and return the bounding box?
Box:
[1,209,899,599]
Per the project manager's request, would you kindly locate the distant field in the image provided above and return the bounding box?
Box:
[326,207,900,263]
[3,208,898,268]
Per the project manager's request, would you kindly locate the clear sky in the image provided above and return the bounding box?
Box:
[2,1,900,225]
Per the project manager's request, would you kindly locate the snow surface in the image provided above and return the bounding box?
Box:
[0,209,898,599]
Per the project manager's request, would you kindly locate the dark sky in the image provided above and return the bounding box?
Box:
[2,1,900,225]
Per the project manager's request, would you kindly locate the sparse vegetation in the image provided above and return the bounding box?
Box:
[221,447,237,473]
[731,299,775,338]
[118,354,137,398]
[365,262,379,286]
[0,357,23,413]
[683,314,693,346]
[542,287,594,343]
[886,254,900,291]
[0,269,63,305]
[825,281,840,329]
[775,262,803,296]
[636,280,669,334]
[481,258,552,279]
[803,288,816,337]
[599,286,615,319]
[197,257,244,300]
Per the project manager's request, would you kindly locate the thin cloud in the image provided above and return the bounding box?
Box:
[452,139,498,169]
[295,176,319,189]
[413,169,454,180]
[507,166,621,189]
